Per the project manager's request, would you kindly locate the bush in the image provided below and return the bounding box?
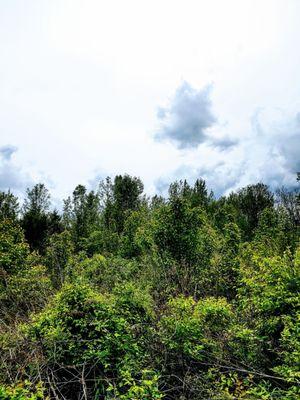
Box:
[0,381,45,400]
[23,283,159,398]
[159,296,233,361]
[0,265,52,320]
[72,254,141,292]
[0,220,29,276]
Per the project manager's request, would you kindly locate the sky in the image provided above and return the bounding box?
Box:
[0,0,300,205]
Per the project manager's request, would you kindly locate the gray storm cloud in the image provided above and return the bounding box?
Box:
[155,82,217,148]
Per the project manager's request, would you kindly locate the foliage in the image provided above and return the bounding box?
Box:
[71,254,141,291]
[152,197,204,265]
[0,381,46,400]
[0,175,299,399]
[0,264,52,320]
[159,296,233,361]
[22,283,159,398]
[44,230,74,287]
[0,191,19,222]
[106,370,163,399]
[63,185,100,251]
[228,183,274,239]
[0,219,29,276]
[21,184,52,252]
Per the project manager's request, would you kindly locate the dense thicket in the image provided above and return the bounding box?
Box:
[0,174,299,399]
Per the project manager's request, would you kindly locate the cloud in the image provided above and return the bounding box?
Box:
[0,145,32,193]
[88,171,107,192]
[155,108,300,197]
[0,145,18,161]
[154,177,169,195]
[210,137,238,151]
[155,81,217,149]
[154,161,242,198]
[247,108,300,189]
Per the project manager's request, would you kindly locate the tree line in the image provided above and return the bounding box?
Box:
[0,174,299,399]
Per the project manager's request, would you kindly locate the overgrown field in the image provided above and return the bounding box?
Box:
[0,175,299,399]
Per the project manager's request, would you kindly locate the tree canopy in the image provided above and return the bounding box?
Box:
[0,174,299,399]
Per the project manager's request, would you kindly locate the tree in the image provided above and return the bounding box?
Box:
[168,178,213,210]
[152,196,203,266]
[0,191,19,221]
[23,183,50,214]
[112,175,144,233]
[1,175,300,399]
[21,184,51,252]
[62,185,100,251]
[44,230,74,287]
[47,209,63,236]
[228,183,274,239]
[276,187,300,226]
[0,218,29,276]
[119,209,149,258]
[276,186,300,227]
[113,175,144,211]
[100,175,144,235]
[237,245,300,378]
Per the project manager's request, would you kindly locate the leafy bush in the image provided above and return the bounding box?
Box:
[159,296,233,361]
[23,283,160,398]
[0,381,45,400]
[0,265,52,320]
[0,219,29,276]
[72,254,141,292]
[0,177,299,399]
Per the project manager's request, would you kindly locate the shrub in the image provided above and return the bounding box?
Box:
[23,283,159,398]
[159,296,233,361]
[0,381,45,400]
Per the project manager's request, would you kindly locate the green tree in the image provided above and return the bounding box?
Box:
[152,196,203,265]
[204,221,241,298]
[0,219,29,277]
[237,244,300,380]
[0,191,19,221]
[109,174,144,234]
[119,208,150,258]
[168,178,213,209]
[44,230,74,287]
[63,185,100,251]
[228,183,274,239]
[21,184,51,252]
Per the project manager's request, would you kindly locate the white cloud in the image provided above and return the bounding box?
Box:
[155,82,217,148]
[0,1,300,199]
[0,146,33,193]
[156,108,300,196]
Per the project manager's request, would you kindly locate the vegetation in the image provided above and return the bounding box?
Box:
[0,174,299,399]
